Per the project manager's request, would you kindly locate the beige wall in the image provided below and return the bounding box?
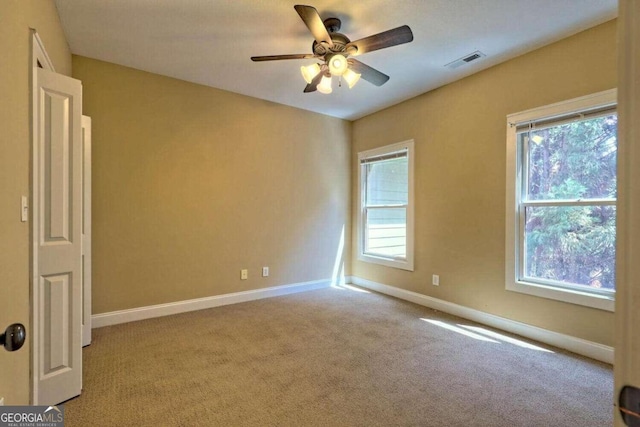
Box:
[0,0,71,405]
[72,56,351,315]
[351,20,617,347]
[0,2,617,403]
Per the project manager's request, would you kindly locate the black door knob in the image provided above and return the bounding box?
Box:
[1,323,26,352]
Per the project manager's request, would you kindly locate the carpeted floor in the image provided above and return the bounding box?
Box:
[64,285,613,426]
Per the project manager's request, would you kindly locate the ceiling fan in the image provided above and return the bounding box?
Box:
[251,5,414,94]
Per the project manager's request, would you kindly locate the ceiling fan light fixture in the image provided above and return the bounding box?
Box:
[252,6,414,95]
[328,54,348,76]
[317,75,333,94]
[300,63,321,84]
[343,68,361,88]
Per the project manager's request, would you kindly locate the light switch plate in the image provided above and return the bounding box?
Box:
[21,196,28,222]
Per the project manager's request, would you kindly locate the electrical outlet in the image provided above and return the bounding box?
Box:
[432,274,440,286]
[262,266,269,277]
[240,269,248,280]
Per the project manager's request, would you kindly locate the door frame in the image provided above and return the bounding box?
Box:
[614,1,640,425]
[31,30,55,73]
[81,115,92,347]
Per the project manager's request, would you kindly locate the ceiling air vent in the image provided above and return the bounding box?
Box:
[445,50,486,70]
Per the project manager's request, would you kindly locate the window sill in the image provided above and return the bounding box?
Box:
[358,253,414,271]
[507,280,614,312]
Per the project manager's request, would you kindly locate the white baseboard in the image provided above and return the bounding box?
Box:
[350,276,614,364]
[91,275,613,364]
[92,279,333,328]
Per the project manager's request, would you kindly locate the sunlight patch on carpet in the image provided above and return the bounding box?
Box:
[458,325,554,353]
[332,284,371,293]
[421,318,500,343]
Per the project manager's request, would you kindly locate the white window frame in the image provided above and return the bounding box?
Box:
[505,89,617,312]
[358,140,414,271]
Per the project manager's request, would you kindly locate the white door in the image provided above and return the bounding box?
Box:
[33,67,83,405]
[81,116,92,347]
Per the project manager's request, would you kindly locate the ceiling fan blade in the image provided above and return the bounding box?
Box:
[303,70,325,93]
[251,54,318,62]
[346,25,413,56]
[294,5,334,48]
[348,59,390,86]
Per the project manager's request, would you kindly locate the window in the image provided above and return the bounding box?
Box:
[506,90,617,311]
[358,140,414,271]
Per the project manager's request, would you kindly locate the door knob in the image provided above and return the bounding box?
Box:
[619,385,640,426]
[1,323,26,352]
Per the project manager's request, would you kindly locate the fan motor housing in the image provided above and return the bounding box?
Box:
[312,32,350,57]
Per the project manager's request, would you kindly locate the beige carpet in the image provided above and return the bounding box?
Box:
[64,286,613,426]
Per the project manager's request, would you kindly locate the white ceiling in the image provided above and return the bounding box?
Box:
[54,0,617,121]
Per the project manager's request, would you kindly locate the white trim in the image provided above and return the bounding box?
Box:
[357,139,415,271]
[350,276,613,364]
[92,279,332,328]
[31,30,55,72]
[81,116,92,347]
[507,89,617,126]
[505,89,617,311]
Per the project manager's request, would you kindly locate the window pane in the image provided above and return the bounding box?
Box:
[365,208,406,258]
[365,157,408,205]
[524,205,616,290]
[526,115,617,200]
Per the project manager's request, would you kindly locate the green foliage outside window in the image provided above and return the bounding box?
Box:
[523,115,617,291]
